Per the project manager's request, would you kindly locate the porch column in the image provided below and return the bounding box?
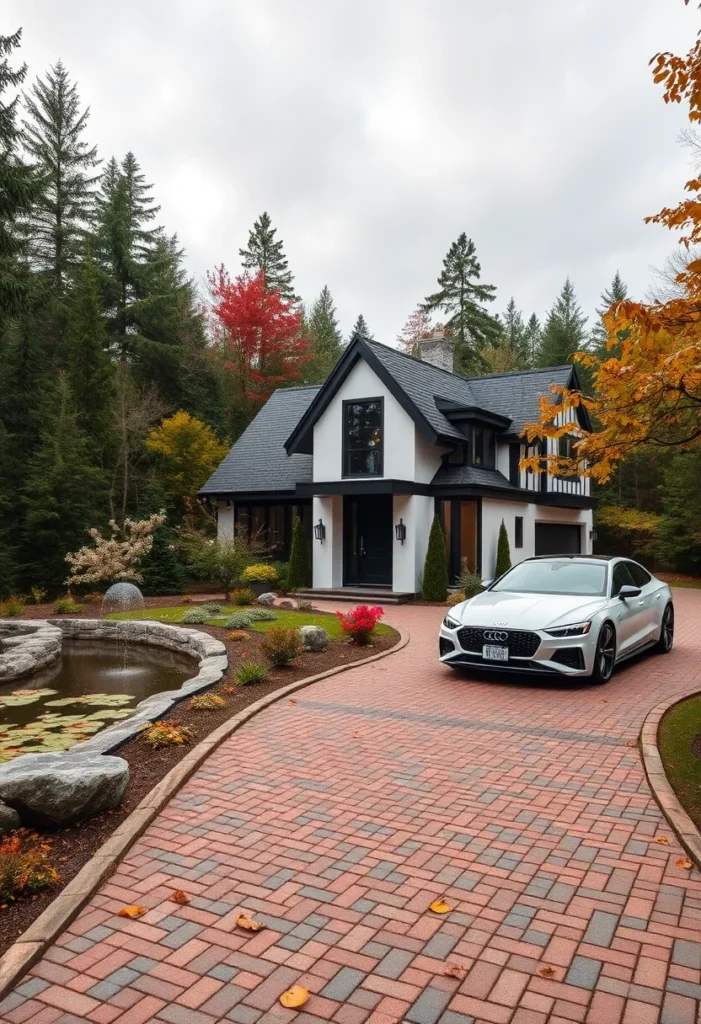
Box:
[217,500,234,538]
[392,494,434,594]
[312,495,343,588]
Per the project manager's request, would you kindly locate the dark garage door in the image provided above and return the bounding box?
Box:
[535,523,582,555]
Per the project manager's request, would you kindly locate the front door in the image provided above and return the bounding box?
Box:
[344,495,392,586]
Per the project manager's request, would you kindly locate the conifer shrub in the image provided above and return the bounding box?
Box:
[495,520,512,578]
[261,627,300,666]
[287,516,310,590]
[421,516,449,602]
[231,588,255,606]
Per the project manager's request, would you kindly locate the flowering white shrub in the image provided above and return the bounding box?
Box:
[65,512,166,586]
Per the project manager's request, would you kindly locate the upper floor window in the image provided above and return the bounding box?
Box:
[343,398,383,477]
[472,425,495,469]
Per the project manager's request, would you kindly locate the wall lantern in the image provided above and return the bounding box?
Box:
[394,518,407,545]
[589,529,597,542]
[314,519,326,542]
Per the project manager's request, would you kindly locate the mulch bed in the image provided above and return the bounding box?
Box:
[0,609,397,957]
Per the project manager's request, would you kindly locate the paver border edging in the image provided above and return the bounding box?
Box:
[0,624,409,1000]
[640,690,701,870]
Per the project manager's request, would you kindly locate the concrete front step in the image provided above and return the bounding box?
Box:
[297,588,415,605]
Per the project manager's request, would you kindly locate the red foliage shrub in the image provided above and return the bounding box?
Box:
[336,604,384,645]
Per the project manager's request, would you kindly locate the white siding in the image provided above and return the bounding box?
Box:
[481,499,593,578]
[392,494,434,593]
[312,495,343,588]
[217,500,234,538]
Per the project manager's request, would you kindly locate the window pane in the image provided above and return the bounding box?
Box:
[515,516,524,549]
[628,562,651,587]
[460,502,478,572]
[344,400,383,476]
[493,559,607,596]
[473,427,484,465]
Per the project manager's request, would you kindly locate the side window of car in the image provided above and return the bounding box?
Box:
[612,562,635,595]
[627,562,652,588]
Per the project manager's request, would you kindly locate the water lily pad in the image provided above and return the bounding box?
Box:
[0,688,58,707]
[45,693,134,708]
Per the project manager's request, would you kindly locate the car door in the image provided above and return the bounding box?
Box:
[626,561,660,643]
[610,561,647,656]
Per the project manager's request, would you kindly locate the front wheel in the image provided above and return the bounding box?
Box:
[655,604,674,654]
[590,622,616,685]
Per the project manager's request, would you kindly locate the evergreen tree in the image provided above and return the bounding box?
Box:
[0,29,41,318]
[137,482,185,595]
[422,515,449,601]
[423,233,500,375]
[0,300,48,498]
[523,313,541,367]
[20,373,105,590]
[350,313,372,340]
[536,278,588,367]
[239,211,295,301]
[287,515,310,590]
[485,298,529,371]
[590,271,629,359]
[22,60,100,292]
[659,449,701,574]
[0,421,15,595]
[495,520,512,577]
[66,245,112,449]
[305,285,343,381]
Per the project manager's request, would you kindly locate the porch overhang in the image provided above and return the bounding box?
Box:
[295,479,432,497]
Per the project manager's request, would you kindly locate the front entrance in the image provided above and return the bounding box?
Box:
[343,495,393,586]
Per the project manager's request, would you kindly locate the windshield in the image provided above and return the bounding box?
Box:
[492,560,607,596]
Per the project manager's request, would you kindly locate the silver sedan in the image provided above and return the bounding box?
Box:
[439,555,674,684]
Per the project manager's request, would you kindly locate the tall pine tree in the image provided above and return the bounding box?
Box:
[239,211,295,300]
[66,245,113,449]
[524,313,541,367]
[485,298,529,371]
[590,271,629,359]
[305,285,343,381]
[536,278,588,367]
[349,313,372,340]
[423,233,500,375]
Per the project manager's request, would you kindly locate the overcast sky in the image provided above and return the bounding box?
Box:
[6,0,697,343]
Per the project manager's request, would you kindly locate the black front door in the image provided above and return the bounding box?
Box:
[344,495,393,586]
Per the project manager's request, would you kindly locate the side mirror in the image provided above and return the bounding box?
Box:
[481,579,493,589]
[618,584,641,600]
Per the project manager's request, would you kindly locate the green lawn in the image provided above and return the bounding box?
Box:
[658,694,701,830]
[662,579,701,590]
[108,605,391,639]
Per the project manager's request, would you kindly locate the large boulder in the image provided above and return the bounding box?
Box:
[298,625,329,652]
[0,753,129,826]
[0,800,20,834]
[257,592,276,606]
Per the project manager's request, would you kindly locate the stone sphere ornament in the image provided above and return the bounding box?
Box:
[101,582,145,616]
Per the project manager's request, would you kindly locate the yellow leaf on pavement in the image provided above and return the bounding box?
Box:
[429,898,452,914]
[118,905,146,919]
[279,985,309,1008]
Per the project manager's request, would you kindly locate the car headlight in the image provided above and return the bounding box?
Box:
[544,621,592,638]
[443,613,461,630]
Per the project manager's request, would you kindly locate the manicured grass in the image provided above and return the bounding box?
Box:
[658,694,701,830]
[108,605,392,639]
[665,580,701,590]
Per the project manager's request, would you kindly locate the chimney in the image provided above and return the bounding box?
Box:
[417,329,455,373]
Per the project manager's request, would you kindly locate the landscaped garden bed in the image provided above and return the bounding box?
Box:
[0,604,398,958]
[658,693,701,833]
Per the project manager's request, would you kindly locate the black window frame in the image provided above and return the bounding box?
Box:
[472,425,495,470]
[626,561,652,588]
[514,516,524,549]
[342,397,384,478]
[611,561,636,596]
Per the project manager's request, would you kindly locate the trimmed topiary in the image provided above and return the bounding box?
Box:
[287,516,310,591]
[422,515,449,602]
[495,519,512,579]
[223,612,253,629]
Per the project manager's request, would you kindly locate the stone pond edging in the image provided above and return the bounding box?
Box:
[0,622,62,682]
[0,624,409,1000]
[641,692,701,870]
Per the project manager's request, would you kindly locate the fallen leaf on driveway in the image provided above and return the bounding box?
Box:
[236,913,265,931]
[676,858,693,869]
[655,836,670,845]
[171,890,190,904]
[538,965,557,978]
[600,699,609,703]
[279,985,309,1007]
[118,905,146,919]
[289,699,297,704]
[625,741,637,748]
[444,963,467,979]
[429,898,452,914]
[353,731,361,738]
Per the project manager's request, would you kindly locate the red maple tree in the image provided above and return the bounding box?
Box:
[207,267,310,409]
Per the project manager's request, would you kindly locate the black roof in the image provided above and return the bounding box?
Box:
[468,365,578,434]
[431,464,517,489]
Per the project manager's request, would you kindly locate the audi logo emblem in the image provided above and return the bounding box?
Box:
[483,630,509,642]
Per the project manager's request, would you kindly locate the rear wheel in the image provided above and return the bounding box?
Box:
[590,622,616,685]
[655,603,674,654]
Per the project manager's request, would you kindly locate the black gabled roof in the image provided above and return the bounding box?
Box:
[431,464,517,490]
[199,385,320,496]
[468,364,586,434]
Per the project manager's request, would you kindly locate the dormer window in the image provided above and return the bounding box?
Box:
[343,398,383,477]
[472,425,495,469]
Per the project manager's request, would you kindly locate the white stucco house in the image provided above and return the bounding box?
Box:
[200,331,594,598]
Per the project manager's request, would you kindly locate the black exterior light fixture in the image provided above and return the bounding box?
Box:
[395,518,407,545]
[314,518,326,542]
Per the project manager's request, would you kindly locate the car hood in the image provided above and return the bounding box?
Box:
[453,591,607,631]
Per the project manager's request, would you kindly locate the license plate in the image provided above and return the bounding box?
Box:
[483,645,509,662]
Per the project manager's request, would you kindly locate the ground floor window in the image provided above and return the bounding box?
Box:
[234,501,311,560]
[438,499,480,582]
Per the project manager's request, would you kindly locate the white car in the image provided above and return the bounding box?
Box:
[439,555,674,684]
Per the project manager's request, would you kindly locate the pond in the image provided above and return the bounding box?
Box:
[0,639,196,762]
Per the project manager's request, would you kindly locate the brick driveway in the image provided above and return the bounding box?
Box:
[3,589,701,1024]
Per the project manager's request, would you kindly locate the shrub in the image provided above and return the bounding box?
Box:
[495,520,512,578]
[182,608,209,624]
[0,830,59,902]
[287,516,310,590]
[272,561,290,594]
[446,592,466,607]
[297,599,313,612]
[190,693,227,710]
[261,627,300,667]
[200,602,222,614]
[223,612,253,629]
[144,721,194,748]
[236,660,269,685]
[230,588,255,606]
[228,630,249,642]
[456,568,484,599]
[247,608,277,622]
[421,516,449,601]
[29,586,48,605]
[241,564,278,584]
[336,604,384,645]
[0,595,26,617]
[82,591,104,605]
[52,596,82,615]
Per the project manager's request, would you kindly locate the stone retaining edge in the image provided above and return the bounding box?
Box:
[640,693,701,870]
[0,625,409,1000]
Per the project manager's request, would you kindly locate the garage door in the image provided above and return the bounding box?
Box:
[535,523,582,555]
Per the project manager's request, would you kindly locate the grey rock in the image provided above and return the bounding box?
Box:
[298,625,329,652]
[0,752,129,825]
[258,592,276,606]
[279,600,294,610]
[0,800,20,834]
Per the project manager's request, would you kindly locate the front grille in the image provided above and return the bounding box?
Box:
[551,647,585,670]
[457,627,541,658]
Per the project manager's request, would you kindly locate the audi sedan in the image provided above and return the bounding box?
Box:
[439,555,674,684]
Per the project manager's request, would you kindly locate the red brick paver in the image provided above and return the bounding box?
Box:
[3,589,701,1024]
